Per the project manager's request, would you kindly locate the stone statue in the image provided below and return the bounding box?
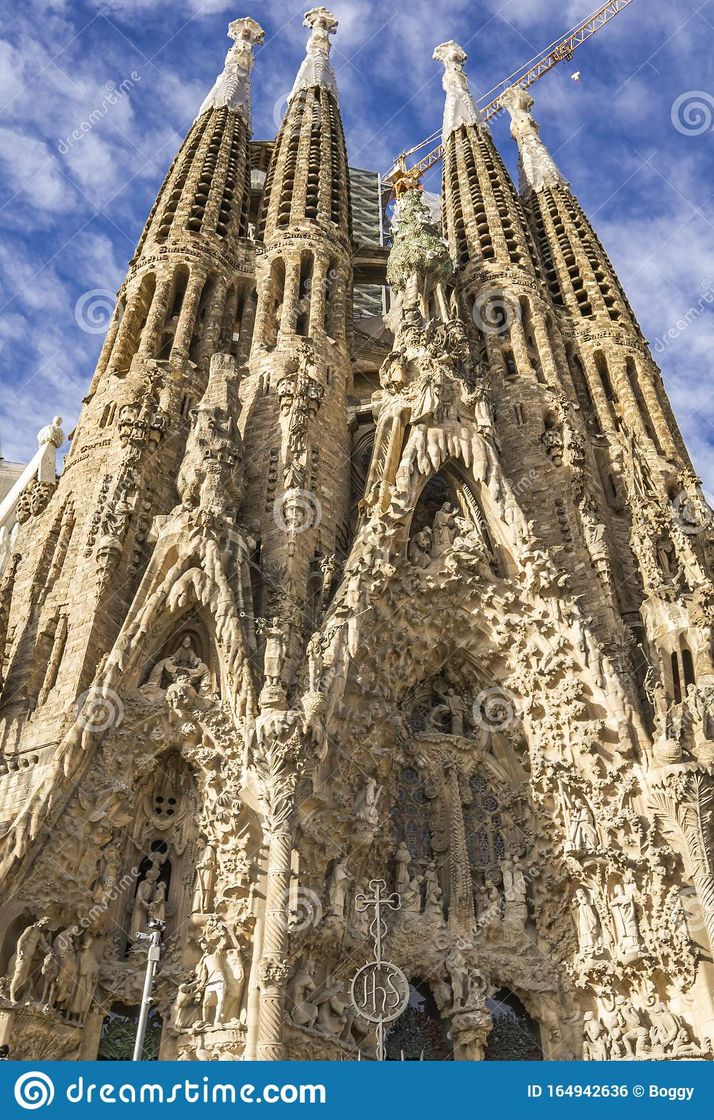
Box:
[288,961,319,1029]
[574,889,602,957]
[38,416,65,449]
[408,527,433,569]
[648,1000,693,1056]
[652,679,669,739]
[69,935,100,1023]
[616,997,649,1058]
[317,978,350,1038]
[610,883,641,955]
[40,946,60,1009]
[401,871,424,913]
[395,841,411,894]
[441,686,467,736]
[328,859,351,920]
[423,862,444,920]
[54,928,80,1018]
[306,632,324,693]
[173,978,200,1031]
[148,880,167,926]
[501,856,527,929]
[432,503,459,556]
[582,1012,608,1060]
[10,918,52,1003]
[129,865,160,942]
[144,635,210,699]
[355,776,380,826]
[192,840,217,913]
[263,620,287,689]
[196,930,245,1027]
[478,879,502,936]
[562,794,599,854]
[446,947,469,1009]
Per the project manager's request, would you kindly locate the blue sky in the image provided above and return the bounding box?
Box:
[0,0,713,493]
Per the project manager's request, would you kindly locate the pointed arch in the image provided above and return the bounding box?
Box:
[401,459,515,578]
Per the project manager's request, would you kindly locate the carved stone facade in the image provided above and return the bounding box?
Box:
[0,13,712,1063]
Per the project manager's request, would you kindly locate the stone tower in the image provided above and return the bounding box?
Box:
[0,15,712,1063]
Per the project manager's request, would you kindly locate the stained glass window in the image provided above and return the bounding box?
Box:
[395,767,433,861]
[464,772,506,872]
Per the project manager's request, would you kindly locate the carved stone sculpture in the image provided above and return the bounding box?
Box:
[610,883,641,957]
[1,10,713,1068]
[10,919,52,1004]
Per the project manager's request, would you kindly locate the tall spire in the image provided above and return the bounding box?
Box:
[435,40,540,280]
[257,6,350,243]
[433,41,482,143]
[290,7,339,100]
[88,16,264,394]
[506,87,687,464]
[197,17,264,122]
[501,86,567,195]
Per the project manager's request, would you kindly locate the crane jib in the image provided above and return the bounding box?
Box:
[383,0,636,192]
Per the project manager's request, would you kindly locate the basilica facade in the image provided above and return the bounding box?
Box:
[0,9,712,1061]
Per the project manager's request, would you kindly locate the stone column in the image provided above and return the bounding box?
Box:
[171,273,206,363]
[309,255,329,338]
[88,298,125,393]
[243,893,266,1060]
[109,282,153,373]
[508,317,534,378]
[531,311,560,386]
[608,353,654,450]
[450,1005,493,1060]
[280,260,302,339]
[579,350,618,435]
[252,278,274,354]
[447,766,474,934]
[238,289,258,361]
[254,711,305,1060]
[220,285,241,351]
[138,275,174,357]
[257,825,294,1060]
[637,358,680,460]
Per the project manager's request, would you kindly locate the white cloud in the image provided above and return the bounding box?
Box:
[0,127,74,213]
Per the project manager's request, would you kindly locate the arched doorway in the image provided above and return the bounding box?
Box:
[97,1001,162,1061]
[484,989,543,1061]
[386,979,453,1061]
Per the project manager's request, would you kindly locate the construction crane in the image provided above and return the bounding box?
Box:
[385,0,635,198]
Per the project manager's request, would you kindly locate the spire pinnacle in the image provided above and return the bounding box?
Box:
[289,7,339,101]
[433,41,482,144]
[501,86,567,194]
[196,16,264,123]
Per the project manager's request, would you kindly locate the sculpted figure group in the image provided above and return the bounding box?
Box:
[8,918,100,1025]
